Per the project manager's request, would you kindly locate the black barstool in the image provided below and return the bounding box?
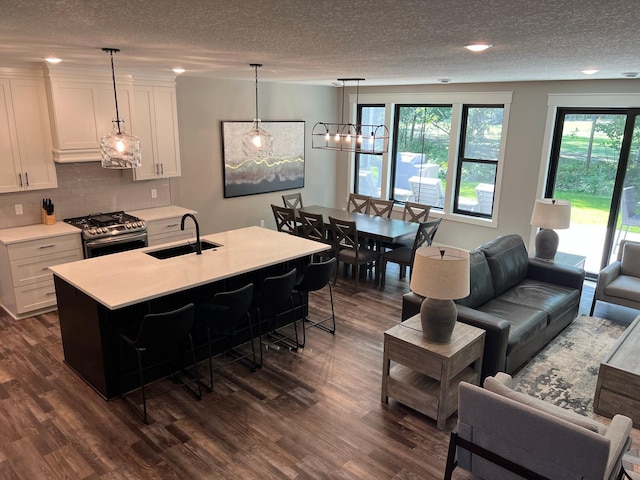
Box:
[119,303,202,424]
[254,268,299,360]
[194,283,255,391]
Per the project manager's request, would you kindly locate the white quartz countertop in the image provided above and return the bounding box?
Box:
[128,205,197,222]
[0,222,81,245]
[49,226,330,310]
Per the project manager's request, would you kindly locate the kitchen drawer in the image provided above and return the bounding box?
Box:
[146,218,189,235]
[147,230,196,247]
[10,248,83,287]
[8,234,81,260]
[15,279,57,315]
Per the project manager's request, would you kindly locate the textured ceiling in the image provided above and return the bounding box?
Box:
[2,0,639,85]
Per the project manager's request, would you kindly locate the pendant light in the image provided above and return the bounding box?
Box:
[242,63,273,158]
[100,48,141,169]
[312,78,389,155]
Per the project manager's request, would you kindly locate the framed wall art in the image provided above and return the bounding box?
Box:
[221,120,305,198]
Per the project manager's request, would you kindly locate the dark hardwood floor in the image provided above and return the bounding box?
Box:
[0,264,637,479]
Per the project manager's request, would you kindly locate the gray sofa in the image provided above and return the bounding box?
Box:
[445,373,632,480]
[402,234,585,379]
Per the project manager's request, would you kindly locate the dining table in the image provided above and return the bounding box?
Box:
[299,205,419,247]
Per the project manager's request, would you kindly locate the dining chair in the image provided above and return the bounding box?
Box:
[379,218,442,288]
[271,204,298,234]
[118,303,202,424]
[194,283,256,391]
[298,210,333,260]
[293,257,337,347]
[329,216,380,285]
[368,198,394,218]
[402,201,431,223]
[282,192,303,209]
[347,193,371,213]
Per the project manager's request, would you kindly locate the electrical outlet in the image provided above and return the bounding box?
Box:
[14,204,23,215]
[260,220,265,228]
[151,188,157,198]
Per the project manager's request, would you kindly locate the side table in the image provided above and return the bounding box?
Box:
[531,251,586,269]
[381,316,485,430]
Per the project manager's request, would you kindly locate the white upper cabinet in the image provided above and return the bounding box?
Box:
[0,68,57,193]
[131,76,181,180]
[45,65,135,163]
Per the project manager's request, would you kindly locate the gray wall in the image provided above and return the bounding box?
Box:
[171,77,338,235]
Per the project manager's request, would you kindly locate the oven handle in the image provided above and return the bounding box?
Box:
[85,231,148,247]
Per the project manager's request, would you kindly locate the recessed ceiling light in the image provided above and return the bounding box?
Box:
[172,68,186,74]
[438,79,451,84]
[45,57,62,64]
[464,44,493,52]
[622,72,639,78]
[581,69,599,75]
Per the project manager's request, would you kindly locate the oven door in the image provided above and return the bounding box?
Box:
[84,231,148,258]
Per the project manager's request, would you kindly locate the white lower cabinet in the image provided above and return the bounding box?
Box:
[146,217,195,247]
[0,232,82,319]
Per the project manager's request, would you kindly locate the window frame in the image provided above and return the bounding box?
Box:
[349,91,512,227]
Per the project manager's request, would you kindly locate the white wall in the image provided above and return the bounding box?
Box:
[171,77,338,235]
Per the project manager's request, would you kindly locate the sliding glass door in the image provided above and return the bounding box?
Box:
[546,109,640,276]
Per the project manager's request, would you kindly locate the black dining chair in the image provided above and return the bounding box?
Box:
[329,216,380,285]
[402,201,431,223]
[253,268,300,359]
[368,198,394,218]
[379,218,442,288]
[118,303,202,424]
[347,193,371,213]
[194,283,256,391]
[293,257,337,347]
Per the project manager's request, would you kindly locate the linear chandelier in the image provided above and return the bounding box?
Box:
[99,48,141,169]
[312,78,389,155]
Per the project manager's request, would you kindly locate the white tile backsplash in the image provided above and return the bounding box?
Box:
[0,162,171,228]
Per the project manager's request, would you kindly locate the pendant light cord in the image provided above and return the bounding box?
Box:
[104,48,122,134]
[251,63,262,127]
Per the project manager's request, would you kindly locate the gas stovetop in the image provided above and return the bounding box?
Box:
[64,211,147,240]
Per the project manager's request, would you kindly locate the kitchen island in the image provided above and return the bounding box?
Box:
[50,226,330,399]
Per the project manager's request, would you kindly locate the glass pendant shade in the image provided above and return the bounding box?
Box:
[100,48,142,169]
[242,120,273,157]
[243,64,273,158]
[101,120,142,168]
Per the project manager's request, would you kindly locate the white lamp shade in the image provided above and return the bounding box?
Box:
[530,199,571,229]
[410,246,470,300]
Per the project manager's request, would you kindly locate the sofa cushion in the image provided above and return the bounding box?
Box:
[456,250,494,309]
[477,299,547,355]
[604,275,640,300]
[482,234,529,296]
[621,241,640,277]
[483,376,604,434]
[496,279,581,326]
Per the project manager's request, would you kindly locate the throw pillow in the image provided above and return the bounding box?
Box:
[621,241,640,277]
[483,376,601,433]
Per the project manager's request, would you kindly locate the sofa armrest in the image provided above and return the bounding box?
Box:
[596,261,621,298]
[604,414,633,480]
[456,305,510,379]
[527,258,585,291]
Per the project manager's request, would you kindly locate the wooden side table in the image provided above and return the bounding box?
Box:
[381,316,485,430]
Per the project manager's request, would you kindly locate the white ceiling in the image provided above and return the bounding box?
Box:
[3,0,640,86]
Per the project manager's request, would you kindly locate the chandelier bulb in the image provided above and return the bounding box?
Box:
[334,132,340,142]
[325,132,331,141]
[346,133,352,143]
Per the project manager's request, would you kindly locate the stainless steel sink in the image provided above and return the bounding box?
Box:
[145,240,221,259]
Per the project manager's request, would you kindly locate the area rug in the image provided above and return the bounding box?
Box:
[513,315,626,419]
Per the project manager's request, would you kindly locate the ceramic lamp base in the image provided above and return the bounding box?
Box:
[535,228,559,260]
[420,297,457,343]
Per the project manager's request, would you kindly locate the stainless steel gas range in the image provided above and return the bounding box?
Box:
[64,211,148,258]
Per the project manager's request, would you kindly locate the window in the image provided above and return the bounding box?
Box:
[391,105,452,207]
[454,106,504,217]
[355,105,385,197]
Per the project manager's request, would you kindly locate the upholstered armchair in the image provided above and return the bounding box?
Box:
[445,373,633,480]
[591,239,640,315]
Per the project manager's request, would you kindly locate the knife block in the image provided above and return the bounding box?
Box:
[42,208,55,225]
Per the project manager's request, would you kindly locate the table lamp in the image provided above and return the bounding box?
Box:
[410,246,470,343]
[530,198,571,260]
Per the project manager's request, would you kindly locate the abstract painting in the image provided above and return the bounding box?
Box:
[221,121,305,198]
